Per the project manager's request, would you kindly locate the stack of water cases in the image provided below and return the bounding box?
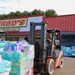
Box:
[0,40,34,75]
[0,41,12,75]
[68,46,75,56]
[62,46,71,56]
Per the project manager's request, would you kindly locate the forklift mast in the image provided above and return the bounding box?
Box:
[29,22,48,63]
[30,22,47,50]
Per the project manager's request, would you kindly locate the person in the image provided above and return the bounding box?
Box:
[24,36,29,42]
[0,36,2,41]
[35,40,40,49]
[47,33,53,56]
[47,33,53,46]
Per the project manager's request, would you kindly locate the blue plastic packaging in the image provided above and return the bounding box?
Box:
[0,61,6,73]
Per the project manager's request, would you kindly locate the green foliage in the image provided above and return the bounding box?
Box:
[22,11,29,16]
[15,11,22,16]
[7,12,15,18]
[45,9,57,17]
[0,9,57,18]
[32,9,44,15]
[0,14,8,18]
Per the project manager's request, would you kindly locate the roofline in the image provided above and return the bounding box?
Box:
[45,14,75,18]
[1,13,75,20]
[0,14,45,20]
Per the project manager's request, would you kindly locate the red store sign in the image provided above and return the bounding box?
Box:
[0,18,27,27]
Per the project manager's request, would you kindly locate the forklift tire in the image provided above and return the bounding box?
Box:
[46,58,54,75]
[59,58,64,68]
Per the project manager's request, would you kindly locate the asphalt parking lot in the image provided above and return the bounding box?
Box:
[53,57,75,75]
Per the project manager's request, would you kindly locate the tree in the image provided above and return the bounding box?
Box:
[39,9,44,14]
[15,11,22,16]
[0,14,8,18]
[45,9,57,17]
[22,11,29,16]
[7,12,15,18]
[28,12,32,16]
[32,9,44,15]
[0,9,57,18]
[0,14,4,18]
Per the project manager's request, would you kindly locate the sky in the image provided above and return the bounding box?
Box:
[0,0,75,15]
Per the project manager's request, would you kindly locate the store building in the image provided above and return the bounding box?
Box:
[0,14,44,41]
[0,14,75,46]
[45,14,75,46]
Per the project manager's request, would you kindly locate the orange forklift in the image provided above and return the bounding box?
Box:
[29,22,64,75]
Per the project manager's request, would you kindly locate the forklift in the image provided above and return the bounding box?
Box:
[29,22,64,75]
